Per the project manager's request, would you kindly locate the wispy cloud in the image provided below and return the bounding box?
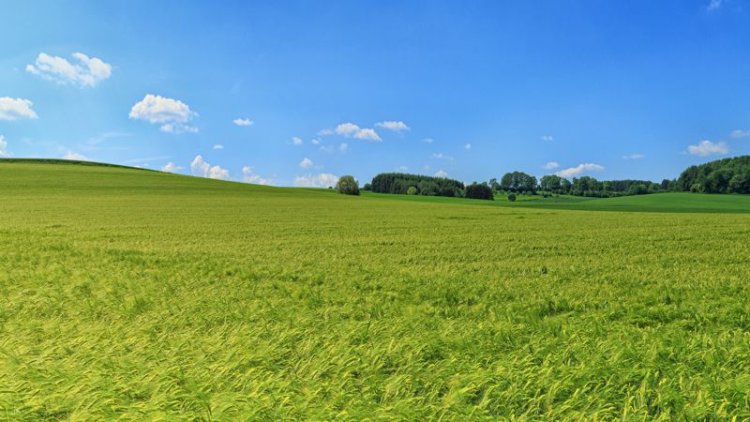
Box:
[432,152,453,161]
[422,138,434,144]
[161,162,183,173]
[375,121,410,133]
[622,153,645,160]
[213,144,224,150]
[233,117,253,127]
[190,155,229,180]
[541,135,554,142]
[332,122,381,141]
[707,0,723,11]
[129,94,198,133]
[0,97,38,121]
[0,135,7,157]
[299,157,313,168]
[26,52,112,87]
[435,170,448,178]
[687,140,728,156]
[730,129,749,139]
[464,143,472,150]
[242,166,271,185]
[62,151,88,161]
[292,136,303,145]
[543,161,559,170]
[294,173,339,188]
[556,163,604,178]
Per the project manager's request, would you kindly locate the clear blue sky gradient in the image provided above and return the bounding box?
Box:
[1,0,749,185]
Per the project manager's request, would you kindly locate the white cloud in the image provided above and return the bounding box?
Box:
[233,118,253,127]
[375,121,410,133]
[354,128,381,141]
[334,122,382,141]
[26,52,112,87]
[318,128,334,136]
[707,0,723,10]
[435,170,448,178]
[543,161,559,170]
[161,162,184,173]
[242,166,271,185]
[0,97,38,121]
[292,136,303,145]
[62,151,87,161]
[299,157,313,168]
[129,94,198,134]
[687,140,729,157]
[464,143,472,150]
[730,129,749,139]
[339,143,349,153]
[0,135,7,157]
[622,153,645,160]
[398,166,409,171]
[432,152,453,161]
[294,173,339,188]
[213,144,224,150]
[556,163,605,178]
[422,138,434,144]
[541,135,554,142]
[190,155,229,180]
[335,123,359,136]
[311,138,321,146]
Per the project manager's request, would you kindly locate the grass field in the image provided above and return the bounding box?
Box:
[3,161,750,419]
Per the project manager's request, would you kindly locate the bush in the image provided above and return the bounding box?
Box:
[507,193,517,202]
[464,183,493,200]
[336,175,360,195]
[406,186,418,195]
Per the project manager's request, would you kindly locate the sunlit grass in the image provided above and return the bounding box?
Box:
[2,162,750,419]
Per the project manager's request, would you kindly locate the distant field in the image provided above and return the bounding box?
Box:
[365,191,750,213]
[2,161,750,419]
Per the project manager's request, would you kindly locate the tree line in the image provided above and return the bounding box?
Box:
[357,156,750,200]
[676,156,750,194]
[365,173,493,200]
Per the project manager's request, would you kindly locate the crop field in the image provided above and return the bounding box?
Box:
[3,161,750,419]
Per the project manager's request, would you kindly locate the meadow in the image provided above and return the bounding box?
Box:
[2,161,750,419]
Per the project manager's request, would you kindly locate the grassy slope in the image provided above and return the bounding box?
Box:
[2,162,750,419]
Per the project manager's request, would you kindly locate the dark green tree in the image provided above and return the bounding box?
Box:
[336,175,360,195]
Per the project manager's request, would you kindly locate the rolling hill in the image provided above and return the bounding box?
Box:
[2,160,750,419]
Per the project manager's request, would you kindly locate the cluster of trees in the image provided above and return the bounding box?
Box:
[351,155,750,201]
[676,156,750,194]
[537,175,665,197]
[488,172,665,198]
[369,173,466,198]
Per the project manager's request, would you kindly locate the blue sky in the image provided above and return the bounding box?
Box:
[1,0,749,186]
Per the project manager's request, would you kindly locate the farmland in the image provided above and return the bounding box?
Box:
[2,161,750,419]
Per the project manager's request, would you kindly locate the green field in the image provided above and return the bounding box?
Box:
[3,161,750,419]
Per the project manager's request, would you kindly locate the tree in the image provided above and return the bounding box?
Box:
[500,171,538,193]
[336,175,360,195]
[407,186,418,195]
[507,193,517,202]
[540,175,563,193]
[465,183,494,200]
[489,178,500,191]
